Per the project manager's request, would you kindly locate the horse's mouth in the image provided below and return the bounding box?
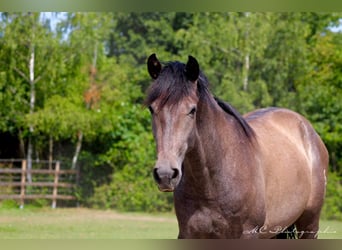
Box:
[158,187,174,192]
[157,183,175,192]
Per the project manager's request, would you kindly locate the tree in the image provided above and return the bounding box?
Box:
[55,13,114,170]
[298,30,342,174]
[173,13,274,112]
[0,12,62,180]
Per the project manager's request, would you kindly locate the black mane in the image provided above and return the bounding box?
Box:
[145,61,210,109]
[145,61,255,139]
[214,97,255,138]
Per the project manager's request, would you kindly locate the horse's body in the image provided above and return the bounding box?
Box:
[145,54,329,239]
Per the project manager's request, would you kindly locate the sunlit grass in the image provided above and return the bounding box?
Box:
[0,208,178,239]
[318,220,342,239]
[0,208,341,239]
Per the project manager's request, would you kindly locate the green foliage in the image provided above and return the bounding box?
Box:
[298,32,342,174]
[87,103,174,212]
[0,200,19,210]
[321,172,342,220]
[89,166,173,212]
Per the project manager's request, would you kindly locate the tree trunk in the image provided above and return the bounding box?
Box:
[27,43,35,183]
[243,53,249,91]
[242,12,250,92]
[18,129,26,159]
[49,135,53,170]
[71,42,98,170]
[71,131,83,170]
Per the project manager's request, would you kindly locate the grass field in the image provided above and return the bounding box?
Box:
[0,208,178,239]
[0,208,341,239]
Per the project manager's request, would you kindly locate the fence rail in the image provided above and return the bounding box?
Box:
[0,159,78,208]
[0,169,77,174]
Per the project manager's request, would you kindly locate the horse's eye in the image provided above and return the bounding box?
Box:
[188,107,197,116]
[148,106,154,114]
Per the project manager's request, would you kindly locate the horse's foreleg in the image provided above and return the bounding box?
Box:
[295,211,321,239]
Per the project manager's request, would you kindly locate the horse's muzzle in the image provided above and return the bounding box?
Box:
[153,167,180,192]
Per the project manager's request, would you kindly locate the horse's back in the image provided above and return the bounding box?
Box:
[244,108,328,237]
[245,107,328,170]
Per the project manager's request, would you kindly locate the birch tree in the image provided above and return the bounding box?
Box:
[0,12,60,181]
[60,13,113,170]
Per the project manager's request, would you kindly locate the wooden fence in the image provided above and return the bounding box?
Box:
[0,159,78,208]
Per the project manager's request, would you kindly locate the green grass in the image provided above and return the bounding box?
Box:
[0,208,178,239]
[318,220,342,239]
[0,208,341,239]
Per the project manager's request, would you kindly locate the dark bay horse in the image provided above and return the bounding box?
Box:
[145,54,329,239]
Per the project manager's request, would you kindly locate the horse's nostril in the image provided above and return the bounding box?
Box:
[154,167,179,184]
[172,168,179,179]
[153,168,161,183]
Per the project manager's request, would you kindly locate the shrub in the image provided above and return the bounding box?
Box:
[0,199,19,209]
[87,103,174,212]
[88,165,174,212]
[321,172,342,220]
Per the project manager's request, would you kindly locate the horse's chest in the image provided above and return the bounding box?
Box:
[179,206,242,238]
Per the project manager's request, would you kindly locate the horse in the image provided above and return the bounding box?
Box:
[145,54,329,239]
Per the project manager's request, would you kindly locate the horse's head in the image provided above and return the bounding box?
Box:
[146,54,201,192]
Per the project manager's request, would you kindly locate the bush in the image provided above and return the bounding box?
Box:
[0,199,19,209]
[321,172,342,220]
[88,165,174,212]
[87,103,174,212]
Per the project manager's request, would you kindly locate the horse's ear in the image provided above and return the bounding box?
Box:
[147,53,162,79]
[185,55,199,82]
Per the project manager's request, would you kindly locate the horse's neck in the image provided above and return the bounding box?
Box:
[182,99,248,199]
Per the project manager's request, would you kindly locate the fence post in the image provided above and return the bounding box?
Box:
[52,161,60,209]
[20,160,26,209]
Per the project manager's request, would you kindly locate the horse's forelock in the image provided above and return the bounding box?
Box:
[145,61,209,109]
